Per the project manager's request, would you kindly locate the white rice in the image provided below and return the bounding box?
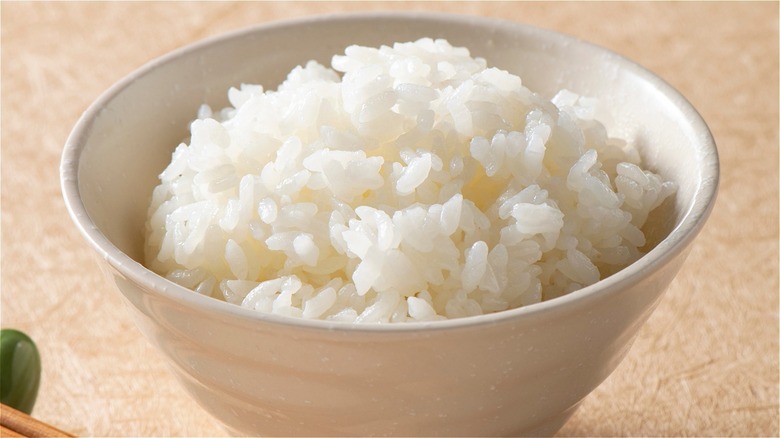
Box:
[145,38,676,323]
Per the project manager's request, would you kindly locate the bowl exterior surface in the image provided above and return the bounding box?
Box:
[62,11,718,437]
[102,248,689,436]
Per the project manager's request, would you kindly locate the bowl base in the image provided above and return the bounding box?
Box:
[512,400,583,437]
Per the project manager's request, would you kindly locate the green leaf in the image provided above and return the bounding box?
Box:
[0,329,41,414]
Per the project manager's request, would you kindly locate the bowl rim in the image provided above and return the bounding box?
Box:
[60,10,719,333]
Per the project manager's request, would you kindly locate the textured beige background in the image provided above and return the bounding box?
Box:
[1,1,778,436]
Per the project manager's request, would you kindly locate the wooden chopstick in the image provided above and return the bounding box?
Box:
[0,404,73,437]
[0,424,25,437]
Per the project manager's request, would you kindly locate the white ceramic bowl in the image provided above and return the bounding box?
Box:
[61,12,718,437]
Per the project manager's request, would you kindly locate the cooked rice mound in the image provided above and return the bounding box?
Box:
[145,38,676,323]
